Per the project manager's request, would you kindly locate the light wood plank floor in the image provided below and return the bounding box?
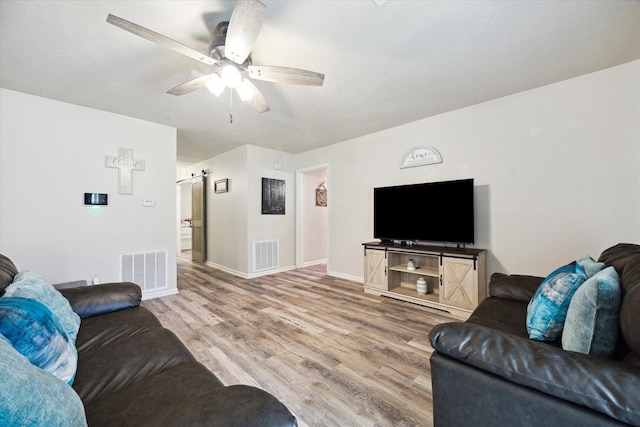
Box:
[141,253,458,427]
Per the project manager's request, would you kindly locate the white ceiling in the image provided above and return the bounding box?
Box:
[1,1,639,165]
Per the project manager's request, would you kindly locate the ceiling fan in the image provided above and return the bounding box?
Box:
[106,0,324,114]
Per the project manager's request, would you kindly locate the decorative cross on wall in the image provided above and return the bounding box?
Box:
[105,147,145,195]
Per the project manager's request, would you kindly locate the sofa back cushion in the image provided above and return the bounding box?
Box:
[598,243,640,366]
[0,254,18,295]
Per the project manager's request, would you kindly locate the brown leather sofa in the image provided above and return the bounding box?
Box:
[0,254,297,427]
[428,243,640,427]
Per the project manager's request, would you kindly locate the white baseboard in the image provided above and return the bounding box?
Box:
[142,287,179,300]
[327,270,363,284]
[205,261,297,279]
[303,258,327,267]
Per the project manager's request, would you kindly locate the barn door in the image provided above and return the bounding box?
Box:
[191,176,206,263]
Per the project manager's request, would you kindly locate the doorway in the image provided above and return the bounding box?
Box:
[177,181,192,253]
[176,172,207,263]
[296,165,328,269]
[191,175,206,263]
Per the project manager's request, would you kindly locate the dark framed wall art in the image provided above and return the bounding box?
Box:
[261,178,285,215]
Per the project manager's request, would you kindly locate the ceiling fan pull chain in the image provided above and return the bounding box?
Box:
[229,89,233,123]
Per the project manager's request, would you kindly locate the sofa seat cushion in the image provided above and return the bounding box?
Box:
[73,327,195,405]
[86,365,295,427]
[84,360,224,426]
[75,306,161,354]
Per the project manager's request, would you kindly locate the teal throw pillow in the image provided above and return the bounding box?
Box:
[576,254,606,278]
[562,266,621,358]
[0,296,78,385]
[0,334,87,427]
[5,270,80,342]
[526,261,587,341]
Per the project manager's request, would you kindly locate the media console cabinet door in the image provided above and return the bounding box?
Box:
[364,249,388,290]
[440,257,478,309]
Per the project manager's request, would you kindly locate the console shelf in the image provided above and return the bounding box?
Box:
[363,242,486,319]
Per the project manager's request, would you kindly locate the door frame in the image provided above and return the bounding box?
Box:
[295,164,329,269]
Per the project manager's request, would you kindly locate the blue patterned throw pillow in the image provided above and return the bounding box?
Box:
[5,270,80,342]
[0,296,78,385]
[0,334,87,426]
[562,266,622,358]
[526,261,587,341]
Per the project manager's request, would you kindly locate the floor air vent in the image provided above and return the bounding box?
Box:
[121,251,167,291]
[254,240,279,272]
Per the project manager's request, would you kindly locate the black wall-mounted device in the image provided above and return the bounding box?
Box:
[84,193,108,206]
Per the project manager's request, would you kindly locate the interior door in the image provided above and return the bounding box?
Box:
[191,176,206,263]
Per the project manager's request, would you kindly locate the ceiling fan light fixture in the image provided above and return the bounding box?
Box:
[220,64,242,88]
[236,79,255,101]
[205,74,225,97]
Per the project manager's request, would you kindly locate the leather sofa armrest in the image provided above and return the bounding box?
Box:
[488,272,543,302]
[59,282,141,319]
[429,322,640,426]
[54,279,88,289]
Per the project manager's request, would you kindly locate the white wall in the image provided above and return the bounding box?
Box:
[0,89,178,297]
[185,144,296,277]
[247,145,296,275]
[296,61,640,280]
[186,145,249,276]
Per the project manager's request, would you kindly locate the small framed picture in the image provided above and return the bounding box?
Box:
[214,179,229,193]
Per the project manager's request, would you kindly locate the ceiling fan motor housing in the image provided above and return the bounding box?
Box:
[209,22,229,61]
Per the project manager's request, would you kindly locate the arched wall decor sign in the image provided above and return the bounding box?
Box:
[399,146,442,169]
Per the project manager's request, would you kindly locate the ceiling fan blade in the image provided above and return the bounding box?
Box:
[106,14,216,66]
[225,0,266,65]
[240,80,270,113]
[248,65,325,86]
[167,74,214,96]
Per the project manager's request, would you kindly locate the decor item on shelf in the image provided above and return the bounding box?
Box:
[105,147,145,195]
[417,277,428,295]
[214,179,229,193]
[315,181,327,207]
[399,146,442,169]
[261,178,285,215]
[407,259,416,270]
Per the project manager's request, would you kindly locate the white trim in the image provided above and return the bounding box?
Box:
[327,270,362,284]
[142,287,178,300]
[303,259,327,267]
[206,261,296,279]
[295,164,330,270]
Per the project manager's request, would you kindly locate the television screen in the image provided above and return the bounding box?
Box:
[373,179,474,244]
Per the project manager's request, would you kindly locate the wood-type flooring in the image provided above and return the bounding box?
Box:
[141,253,458,427]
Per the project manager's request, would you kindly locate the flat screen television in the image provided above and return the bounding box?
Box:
[373,178,474,245]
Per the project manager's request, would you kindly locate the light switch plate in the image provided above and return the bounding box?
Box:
[142,199,155,207]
